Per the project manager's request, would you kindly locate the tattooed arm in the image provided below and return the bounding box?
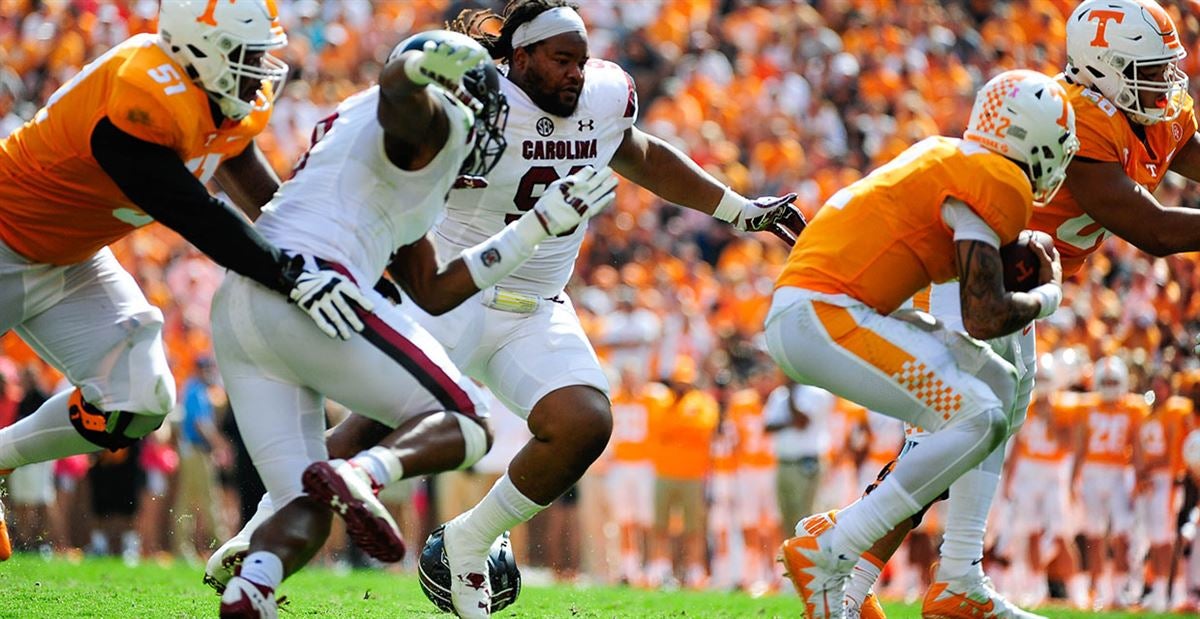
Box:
[955,238,1060,340]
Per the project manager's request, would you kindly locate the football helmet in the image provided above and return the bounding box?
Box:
[963,70,1080,205]
[1065,0,1188,125]
[157,0,288,121]
[1034,352,1058,398]
[391,31,509,178]
[1093,355,1130,401]
[418,525,521,614]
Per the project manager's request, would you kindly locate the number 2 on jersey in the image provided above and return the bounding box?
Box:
[506,165,587,236]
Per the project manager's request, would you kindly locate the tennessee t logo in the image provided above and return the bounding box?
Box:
[1088,9,1125,47]
[198,0,236,26]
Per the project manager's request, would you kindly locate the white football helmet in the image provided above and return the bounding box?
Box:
[1093,355,1130,401]
[963,70,1080,204]
[1034,352,1059,398]
[1066,0,1188,125]
[157,0,288,121]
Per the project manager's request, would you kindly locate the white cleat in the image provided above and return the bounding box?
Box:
[922,568,1047,619]
[219,576,278,619]
[205,495,276,593]
[442,517,492,619]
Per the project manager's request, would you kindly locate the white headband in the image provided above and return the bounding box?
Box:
[511,7,587,49]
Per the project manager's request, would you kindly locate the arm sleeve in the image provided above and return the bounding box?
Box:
[91,117,291,294]
[941,198,1001,247]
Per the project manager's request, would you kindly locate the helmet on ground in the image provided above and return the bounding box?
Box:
[1066,0,1188,125]
[418,525,521,614]
[963,70,1080,204]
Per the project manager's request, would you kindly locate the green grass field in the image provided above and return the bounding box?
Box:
[0,553,1182,618]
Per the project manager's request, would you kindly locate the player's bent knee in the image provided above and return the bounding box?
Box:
[452,412,492,470]
[67,389,161,451]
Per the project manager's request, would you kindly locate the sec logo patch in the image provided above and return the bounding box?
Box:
[536,117,554,137]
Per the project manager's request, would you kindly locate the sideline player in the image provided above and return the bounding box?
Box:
[208,2,803,615]
[0,0,370,560]
[841,1,1200,616]
[768,69,1076,619]
[214,30,618,617]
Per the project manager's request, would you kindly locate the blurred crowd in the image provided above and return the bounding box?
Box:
[6,0,1200,612]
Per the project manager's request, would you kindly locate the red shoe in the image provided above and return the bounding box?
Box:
[302,459,405,562]
[219,576,277,618]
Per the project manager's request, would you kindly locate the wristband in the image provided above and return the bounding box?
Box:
[403,52,432,86]
[1029,283,1062,320]
[461,212,547,289]
[712,186,745,223]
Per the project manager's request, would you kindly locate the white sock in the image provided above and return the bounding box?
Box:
[0,390,93,469]
[936,461,1002,580]
[239,551,283,589]
[835,487,921,559]
[1067,574,1089,608]
[450,474,546,556]
[351,446,405,486]
[845,552,884,606]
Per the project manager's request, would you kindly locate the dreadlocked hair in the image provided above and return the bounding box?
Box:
[447,0,579,63]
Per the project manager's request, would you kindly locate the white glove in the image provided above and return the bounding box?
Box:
[713,189,806,245]
[526,166,619,237]
[404,37,489,89]
[288,268,375,340]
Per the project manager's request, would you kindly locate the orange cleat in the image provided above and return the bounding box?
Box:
[779,511,852,619]
[922,563,1045,619]
[0,498,11,561]
[854,592,886,619]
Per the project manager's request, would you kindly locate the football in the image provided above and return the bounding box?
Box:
[1000,230,1055,292]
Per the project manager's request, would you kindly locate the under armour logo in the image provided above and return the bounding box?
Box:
[578,119,594,131]
[330,495,348,515]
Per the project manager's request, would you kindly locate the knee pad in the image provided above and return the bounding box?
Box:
[957,407,1009,455]
[452,413,492,470]
[67,389,162,451]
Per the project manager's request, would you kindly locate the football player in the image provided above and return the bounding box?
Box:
[1136,375,1188,612]
[213,30,618,617]
[0,0,370,561]
[842,1,1200,616]
[208,2,803,616]
[769,69,1076,619]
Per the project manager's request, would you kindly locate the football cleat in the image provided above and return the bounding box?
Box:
[204,536,249,594]
[219,576,278,619]
[845,592,887,619]
[301,459,405,562]
[419,522,521,618]
[779,511,854,619]
[922,565,1046,619]
[0,493,11,561]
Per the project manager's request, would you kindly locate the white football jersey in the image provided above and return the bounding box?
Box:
[257,86,473,285]
[434,60,638,297]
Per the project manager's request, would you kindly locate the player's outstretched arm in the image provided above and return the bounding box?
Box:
[956,238,1061,340]
[91,118,371,340]
[610,126,805,244]
[214,142,280,221]
[389,167,618,315]
[377,37,488,157]
[1068,152,1200,256]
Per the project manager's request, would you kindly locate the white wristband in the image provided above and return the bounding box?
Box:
[460,212,547,290]
[712,186,745,223]
[1029,283,1062,320]
[403,52,432,86]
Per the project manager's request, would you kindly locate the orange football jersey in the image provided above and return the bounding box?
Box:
[1161,395,1194,477]
[1078,392,1147,466]
[1031,79,1197,276]
[1014,393,1075,463]
[0,34,273,265]
[610,383,671,463]
[777,136,1031,314]
[727,389,775,469]
[651,388,719,480]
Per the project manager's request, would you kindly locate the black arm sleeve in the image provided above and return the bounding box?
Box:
[90,117,292,294]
